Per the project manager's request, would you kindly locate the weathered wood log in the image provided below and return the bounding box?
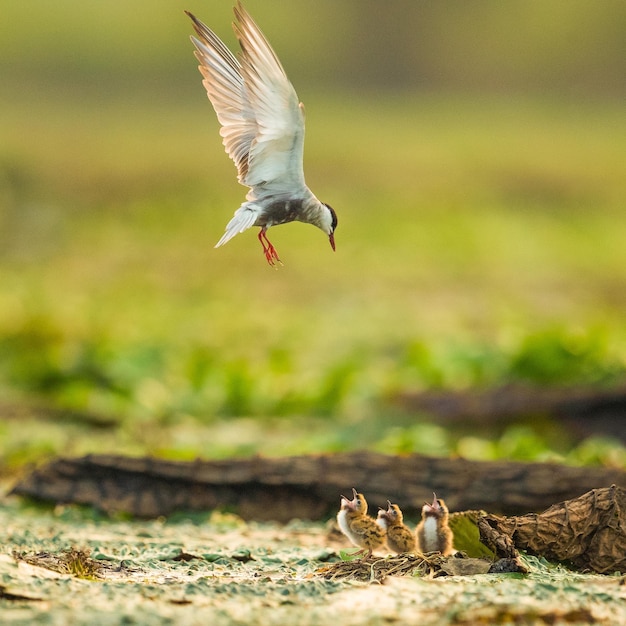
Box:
[478,485,626,574]
[392,383,626,441]
[9,452,626,522]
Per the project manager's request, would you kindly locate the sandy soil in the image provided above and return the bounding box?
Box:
[0,497,624,625]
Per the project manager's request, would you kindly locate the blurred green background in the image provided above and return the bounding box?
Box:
[1,0,625,472]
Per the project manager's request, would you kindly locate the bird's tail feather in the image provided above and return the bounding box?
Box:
[214,204,260,248]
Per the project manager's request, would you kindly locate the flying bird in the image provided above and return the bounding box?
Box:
[185,3,338,266]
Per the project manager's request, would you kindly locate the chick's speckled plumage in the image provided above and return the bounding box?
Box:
[376,501,416,554]
[415,493,454,556]
[337,488,386,558]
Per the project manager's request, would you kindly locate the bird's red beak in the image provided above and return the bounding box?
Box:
[329,233,336,251]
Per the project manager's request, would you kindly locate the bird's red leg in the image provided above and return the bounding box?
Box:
[257,230,274,266]
[258,229,282,267]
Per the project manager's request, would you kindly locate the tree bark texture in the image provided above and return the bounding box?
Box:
[10,452,626,522]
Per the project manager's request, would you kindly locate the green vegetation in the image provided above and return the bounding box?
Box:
[1,5,625,623]
[1,2,625,474]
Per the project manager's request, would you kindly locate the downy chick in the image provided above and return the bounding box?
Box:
[376,500,416,554]
[337,488,386,558]
[415,493,454,555]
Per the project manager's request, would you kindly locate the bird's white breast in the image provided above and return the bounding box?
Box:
[421,517,438,552]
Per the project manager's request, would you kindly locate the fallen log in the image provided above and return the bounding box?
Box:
[392,383,626,442]
[9,452,626,522]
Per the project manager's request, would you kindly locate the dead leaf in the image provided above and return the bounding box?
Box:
[479,485,626,574]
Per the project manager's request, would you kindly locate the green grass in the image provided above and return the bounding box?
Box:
[1,86,626,471]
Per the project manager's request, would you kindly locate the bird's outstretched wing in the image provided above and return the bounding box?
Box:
[187,2,306,193]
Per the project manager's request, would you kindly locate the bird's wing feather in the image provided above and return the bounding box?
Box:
[187,11,256,183]
[187,3,306,192]
[233,3,306,190]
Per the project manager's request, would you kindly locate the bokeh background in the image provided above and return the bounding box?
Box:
[1,0,625,471]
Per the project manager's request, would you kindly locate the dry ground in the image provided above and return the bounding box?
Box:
[1,496,624,625]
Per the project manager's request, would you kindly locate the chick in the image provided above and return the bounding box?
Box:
[336,488,386,558]
[415,493,454,555]
[376,500,416,554]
